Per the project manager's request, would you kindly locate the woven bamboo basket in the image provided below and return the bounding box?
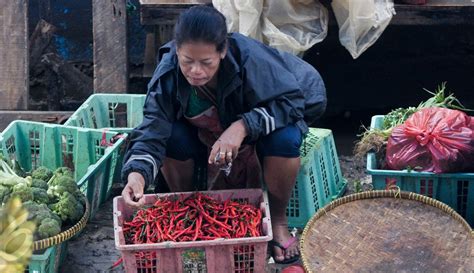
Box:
[32,197,90,251]
[301,190,474,272]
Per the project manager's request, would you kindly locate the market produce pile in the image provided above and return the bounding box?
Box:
[354,83,473,172]
[0,158,85,240]
[123,192,263,244]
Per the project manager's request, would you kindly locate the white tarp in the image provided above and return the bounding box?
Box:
[332,0,396,58]
[213,0,328,56]
[213,0,395,58]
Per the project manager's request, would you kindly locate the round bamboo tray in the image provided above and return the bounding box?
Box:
[33,197,90,251]
[301,190,474,272]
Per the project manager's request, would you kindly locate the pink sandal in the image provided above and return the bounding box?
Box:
[269,237,300,264]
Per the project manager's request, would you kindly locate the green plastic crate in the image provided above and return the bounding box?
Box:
[64,94,146,132]
[367,115,474,226]
[27,242,67,273]
[0,121,126,218]
[64,94,146,186]
[287,128,347,228]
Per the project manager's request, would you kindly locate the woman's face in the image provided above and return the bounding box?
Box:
[177,41,226,86]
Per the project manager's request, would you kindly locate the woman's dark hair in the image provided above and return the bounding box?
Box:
[174,5,228,52]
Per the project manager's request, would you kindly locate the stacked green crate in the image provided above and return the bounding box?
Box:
[287,128,347,228]
[0,121,124,272]
[0,121,126,218]
[64,94,146,191]
[64,94,146,131]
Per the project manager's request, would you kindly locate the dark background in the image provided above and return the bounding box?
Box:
[28,1,474,154]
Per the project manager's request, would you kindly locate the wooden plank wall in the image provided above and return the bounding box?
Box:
[92,0,128,93]
[0,0,29,110]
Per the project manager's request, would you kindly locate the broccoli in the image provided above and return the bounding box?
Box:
[46,167,78,199]
[32,187,50,204]
[47,175,79,198]
[22,200,43,215]
[22,201,62,239]
[50,192,83,222]
[31,178,48,190]
[0,157,32,187]
[23,201,54,220]
[73,201,85,223]
[52,167,73,180]
[75,191,86,206]
[10,183,34,202]
[0,184,11,204]
[36,209,61,225]
[31,166,53,182]
[37,218,62,239]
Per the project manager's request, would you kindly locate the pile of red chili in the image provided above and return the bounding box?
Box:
[123,193,263,244]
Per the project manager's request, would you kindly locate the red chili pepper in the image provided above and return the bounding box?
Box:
[123,193,264,244]
[192,215,202,241]
[170,205,190,213]
[198,204,231,230]
[109,257,123,269]
[171,225,193,241]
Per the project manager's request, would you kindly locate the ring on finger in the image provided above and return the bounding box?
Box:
[226,151,232,157]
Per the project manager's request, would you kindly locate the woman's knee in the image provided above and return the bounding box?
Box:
[257,124,302,158]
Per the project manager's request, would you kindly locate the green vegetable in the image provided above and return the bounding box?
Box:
[47,167,78,199]
[0,163,84,238]
[10,184,34,202]
[37,218,62,239]
[0,185,11,204]
[22,202,61,225]
[32,187,50,204]
[31,178,48,190]
[51,167,73,180]
[47,175,79,198]
[0,157,32,187]
[354,83,470,159]
[50,192,83,222]
[11,159,27,177]
[381,83,470,130]
[22,201,62,239]
[31,166,53,183]
[382,106,418,131]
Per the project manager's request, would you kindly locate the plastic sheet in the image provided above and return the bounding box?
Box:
[386,107,474,173]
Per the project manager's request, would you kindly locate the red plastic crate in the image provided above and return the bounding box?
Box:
[113,189,272,273]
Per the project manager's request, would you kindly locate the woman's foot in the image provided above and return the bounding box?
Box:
[271,221,300,264]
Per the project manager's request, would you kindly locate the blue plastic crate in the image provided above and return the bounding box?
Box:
[287,128,347,228]
[367,115,474,226]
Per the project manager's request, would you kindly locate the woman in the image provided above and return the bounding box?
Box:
[121,5,326,264]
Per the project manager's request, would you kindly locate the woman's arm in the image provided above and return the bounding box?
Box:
[239,54,306,142]
[121,73,177,189]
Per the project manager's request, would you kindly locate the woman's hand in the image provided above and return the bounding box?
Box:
[122,172,146,208]
[208,119,248,166]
